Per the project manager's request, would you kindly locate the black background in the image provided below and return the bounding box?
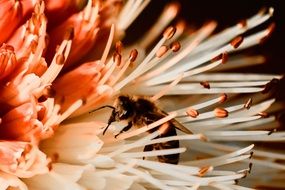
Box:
[126,0,284,73]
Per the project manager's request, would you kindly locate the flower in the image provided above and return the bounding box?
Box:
[0,0,284,189]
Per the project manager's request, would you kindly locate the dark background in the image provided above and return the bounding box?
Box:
[126,0,284,73]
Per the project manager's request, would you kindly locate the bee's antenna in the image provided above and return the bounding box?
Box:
[89,105,115,114]
[103,123,111,135]
[103,109,117,135]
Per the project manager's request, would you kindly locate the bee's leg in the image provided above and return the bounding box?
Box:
[143,145,154,160]
[115,121,132,138]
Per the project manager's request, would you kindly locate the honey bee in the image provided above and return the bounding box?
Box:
[91,95,192,164]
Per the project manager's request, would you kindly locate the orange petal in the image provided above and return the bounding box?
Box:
[45,0,87,27]
[0,0,37,44]
[7,1,48,76]
[46,1,101,68]
[0,73,42,109]
[0,102,39,141]
[0,44,17,82]
[0,141,49,178]
[53,60,103,111]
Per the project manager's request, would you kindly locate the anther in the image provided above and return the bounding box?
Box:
[199,134,208,142]
[238,19,247,28]
[82,97,87,105]
[198,166,212,177]
[163,26,176,40]
[3,44,14,52]
[113,52,121,66]
[56,54,65,65]
[47,161,53,171]
[186,108,199,118]
[115,41,123,54]
[211,52,228,64]
[258,112,269,118]
[219,93,228,103]
[129,49,138,62]
[64,28,74,40]
[30,40,38,54]
[244,98,252,110]
[200,81,210,89]
[214,108,228,118]
[231,36,244,49]
[262,78,279,94]
[170,41,181,52]
[156,45,168,58]
[260,23,276,44]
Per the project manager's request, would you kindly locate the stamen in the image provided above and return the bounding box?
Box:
[184,116,261,129]
[145,134,204,146]
[107,130,161,157]
[56,54,65,65]
[41,32,72,84]
[262,78,279,94]
[186,144,254,166]
[57,100,83,124]
[198,166,213,177]
[100,24,115,65]
[163,26,176,40]
[129,49,138,62]
[98,59,117,85]
[109,50,137,86]
[138,2,180,49]
[116,163,170,190]
[258,112,269,118]
[219,93,228,103]
[114,27,170,91]
[260,23,276,44]
[200,81,210,89]
[129,85,264,95]
[238,19,247,28]
[120,147,186,158]
[230,36,244,48]
[211,52,228,64]
[113,51,122,66]
[183,59,223,79]
[175,95,226,116]
[183,73,282,82]
[115,41,123,54]
[140,21,217,83]
[244,98,252,109]
[170,41,181,52]
[194,8,273,53]
[151,73,183,101]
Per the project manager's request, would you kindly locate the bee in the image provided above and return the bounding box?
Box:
[90,95,192,164]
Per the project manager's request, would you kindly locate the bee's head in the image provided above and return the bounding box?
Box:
[114,95,135,120]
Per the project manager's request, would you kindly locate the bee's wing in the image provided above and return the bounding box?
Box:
[160,110,193,134]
